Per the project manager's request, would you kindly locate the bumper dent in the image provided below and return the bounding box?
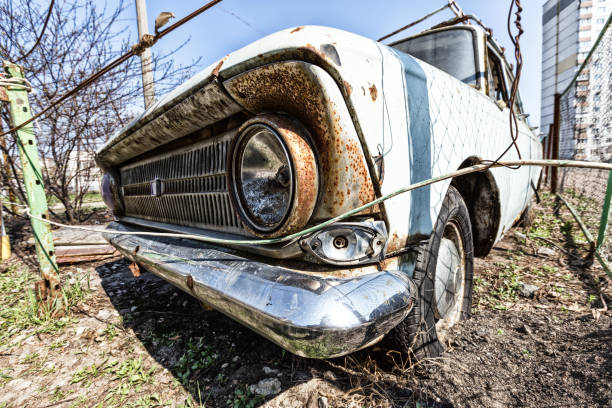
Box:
[104,222,415,358]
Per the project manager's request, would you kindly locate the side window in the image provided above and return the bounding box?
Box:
[486,47,509,104]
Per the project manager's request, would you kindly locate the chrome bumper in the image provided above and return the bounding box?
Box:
[103,222,415,359]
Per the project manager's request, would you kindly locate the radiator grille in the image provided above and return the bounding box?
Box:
[119,131,247,234]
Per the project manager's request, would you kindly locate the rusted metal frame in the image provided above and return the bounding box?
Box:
[538,125,553,189]
[545,125,553,184]
[551,93,561,193]
[377,0,493,43]
[429,15,471,31]
[557,193,612,279]
[377,2,452,42]
[2,61,60,295]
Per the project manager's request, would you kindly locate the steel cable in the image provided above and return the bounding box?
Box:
[19,160,612,246]
[0,0,223,139]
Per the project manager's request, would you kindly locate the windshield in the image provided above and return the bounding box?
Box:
[391,29,478,86]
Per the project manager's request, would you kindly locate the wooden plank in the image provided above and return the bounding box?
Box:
[27,226,107,246]
[55,244,119,264]
[55,245,117,257]
[56,253,119,264]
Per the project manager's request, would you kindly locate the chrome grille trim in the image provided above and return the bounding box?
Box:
[119,130,247,234]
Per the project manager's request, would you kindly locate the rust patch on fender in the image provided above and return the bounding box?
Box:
[211,59,225,77]
[223,61,377,220]
[369,84,378,102]
[386,232,407,253]
[343,80,352,97]
[128,262,141,277]
[186,275,195,291]
[290,26,303,33]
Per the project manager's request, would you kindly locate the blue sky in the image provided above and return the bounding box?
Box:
[126,0,546,128]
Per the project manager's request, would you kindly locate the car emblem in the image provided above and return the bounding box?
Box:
[151,178,162,197]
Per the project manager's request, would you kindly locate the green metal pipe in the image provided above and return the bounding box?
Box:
[557,194,612,279]
[3,61,59,291]
[597,166,612,250]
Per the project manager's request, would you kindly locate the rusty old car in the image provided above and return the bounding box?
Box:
[98,19,541,359]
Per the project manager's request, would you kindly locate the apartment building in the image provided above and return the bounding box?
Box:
[540,0,611,160]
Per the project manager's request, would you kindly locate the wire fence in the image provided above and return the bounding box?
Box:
[557,14,612,272]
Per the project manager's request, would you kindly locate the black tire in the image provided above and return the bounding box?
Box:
[389,185,474,360]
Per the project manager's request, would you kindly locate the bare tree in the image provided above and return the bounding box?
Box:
[0,0,199,222]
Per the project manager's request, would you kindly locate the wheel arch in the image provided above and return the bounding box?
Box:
[450,156,501,257]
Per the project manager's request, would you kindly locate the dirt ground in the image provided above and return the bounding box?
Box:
[0,194,610,407]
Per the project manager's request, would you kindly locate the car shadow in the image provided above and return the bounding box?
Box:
[95,258,454,407]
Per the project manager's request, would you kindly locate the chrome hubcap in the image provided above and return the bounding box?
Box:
[434,222,465,340]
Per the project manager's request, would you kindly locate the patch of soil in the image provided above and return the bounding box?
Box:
[416,310,611,407]
[0,198,610,407]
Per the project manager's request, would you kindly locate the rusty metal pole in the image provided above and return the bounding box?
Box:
[135,0,156,109]
[544,125,553,185]
[551,93,561,193]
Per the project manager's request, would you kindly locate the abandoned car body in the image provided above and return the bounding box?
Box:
[98,24,541,359]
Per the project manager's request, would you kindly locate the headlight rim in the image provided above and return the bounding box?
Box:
[228,114,320,238]
[100,171,124,216]
[230,122,297,234]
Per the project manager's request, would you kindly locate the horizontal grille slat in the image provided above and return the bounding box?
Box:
[119,130,246,235]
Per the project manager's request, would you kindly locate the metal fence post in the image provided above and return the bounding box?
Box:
[1,61,59,296]
[551,93,561,193]
[545,125,553,185]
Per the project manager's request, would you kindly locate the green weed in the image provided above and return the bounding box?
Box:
[0,367,13,388]
[493,265,521,300]
[174,338,218,385]
[127,393,170,407]
[50,387,68,403]
[230,386,263,408]
[103,324,118,341]
[104,357,155,387]
[71,363,101,387]
[0,264,87,348]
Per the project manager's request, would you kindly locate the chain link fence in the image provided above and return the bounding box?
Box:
[556,13,612,273]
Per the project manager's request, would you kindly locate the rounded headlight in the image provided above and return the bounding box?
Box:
[100,172,124,216]
[230,115,319,237]
[235,124,293,230]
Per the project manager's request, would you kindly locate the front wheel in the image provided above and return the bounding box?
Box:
[388,185,474,360]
